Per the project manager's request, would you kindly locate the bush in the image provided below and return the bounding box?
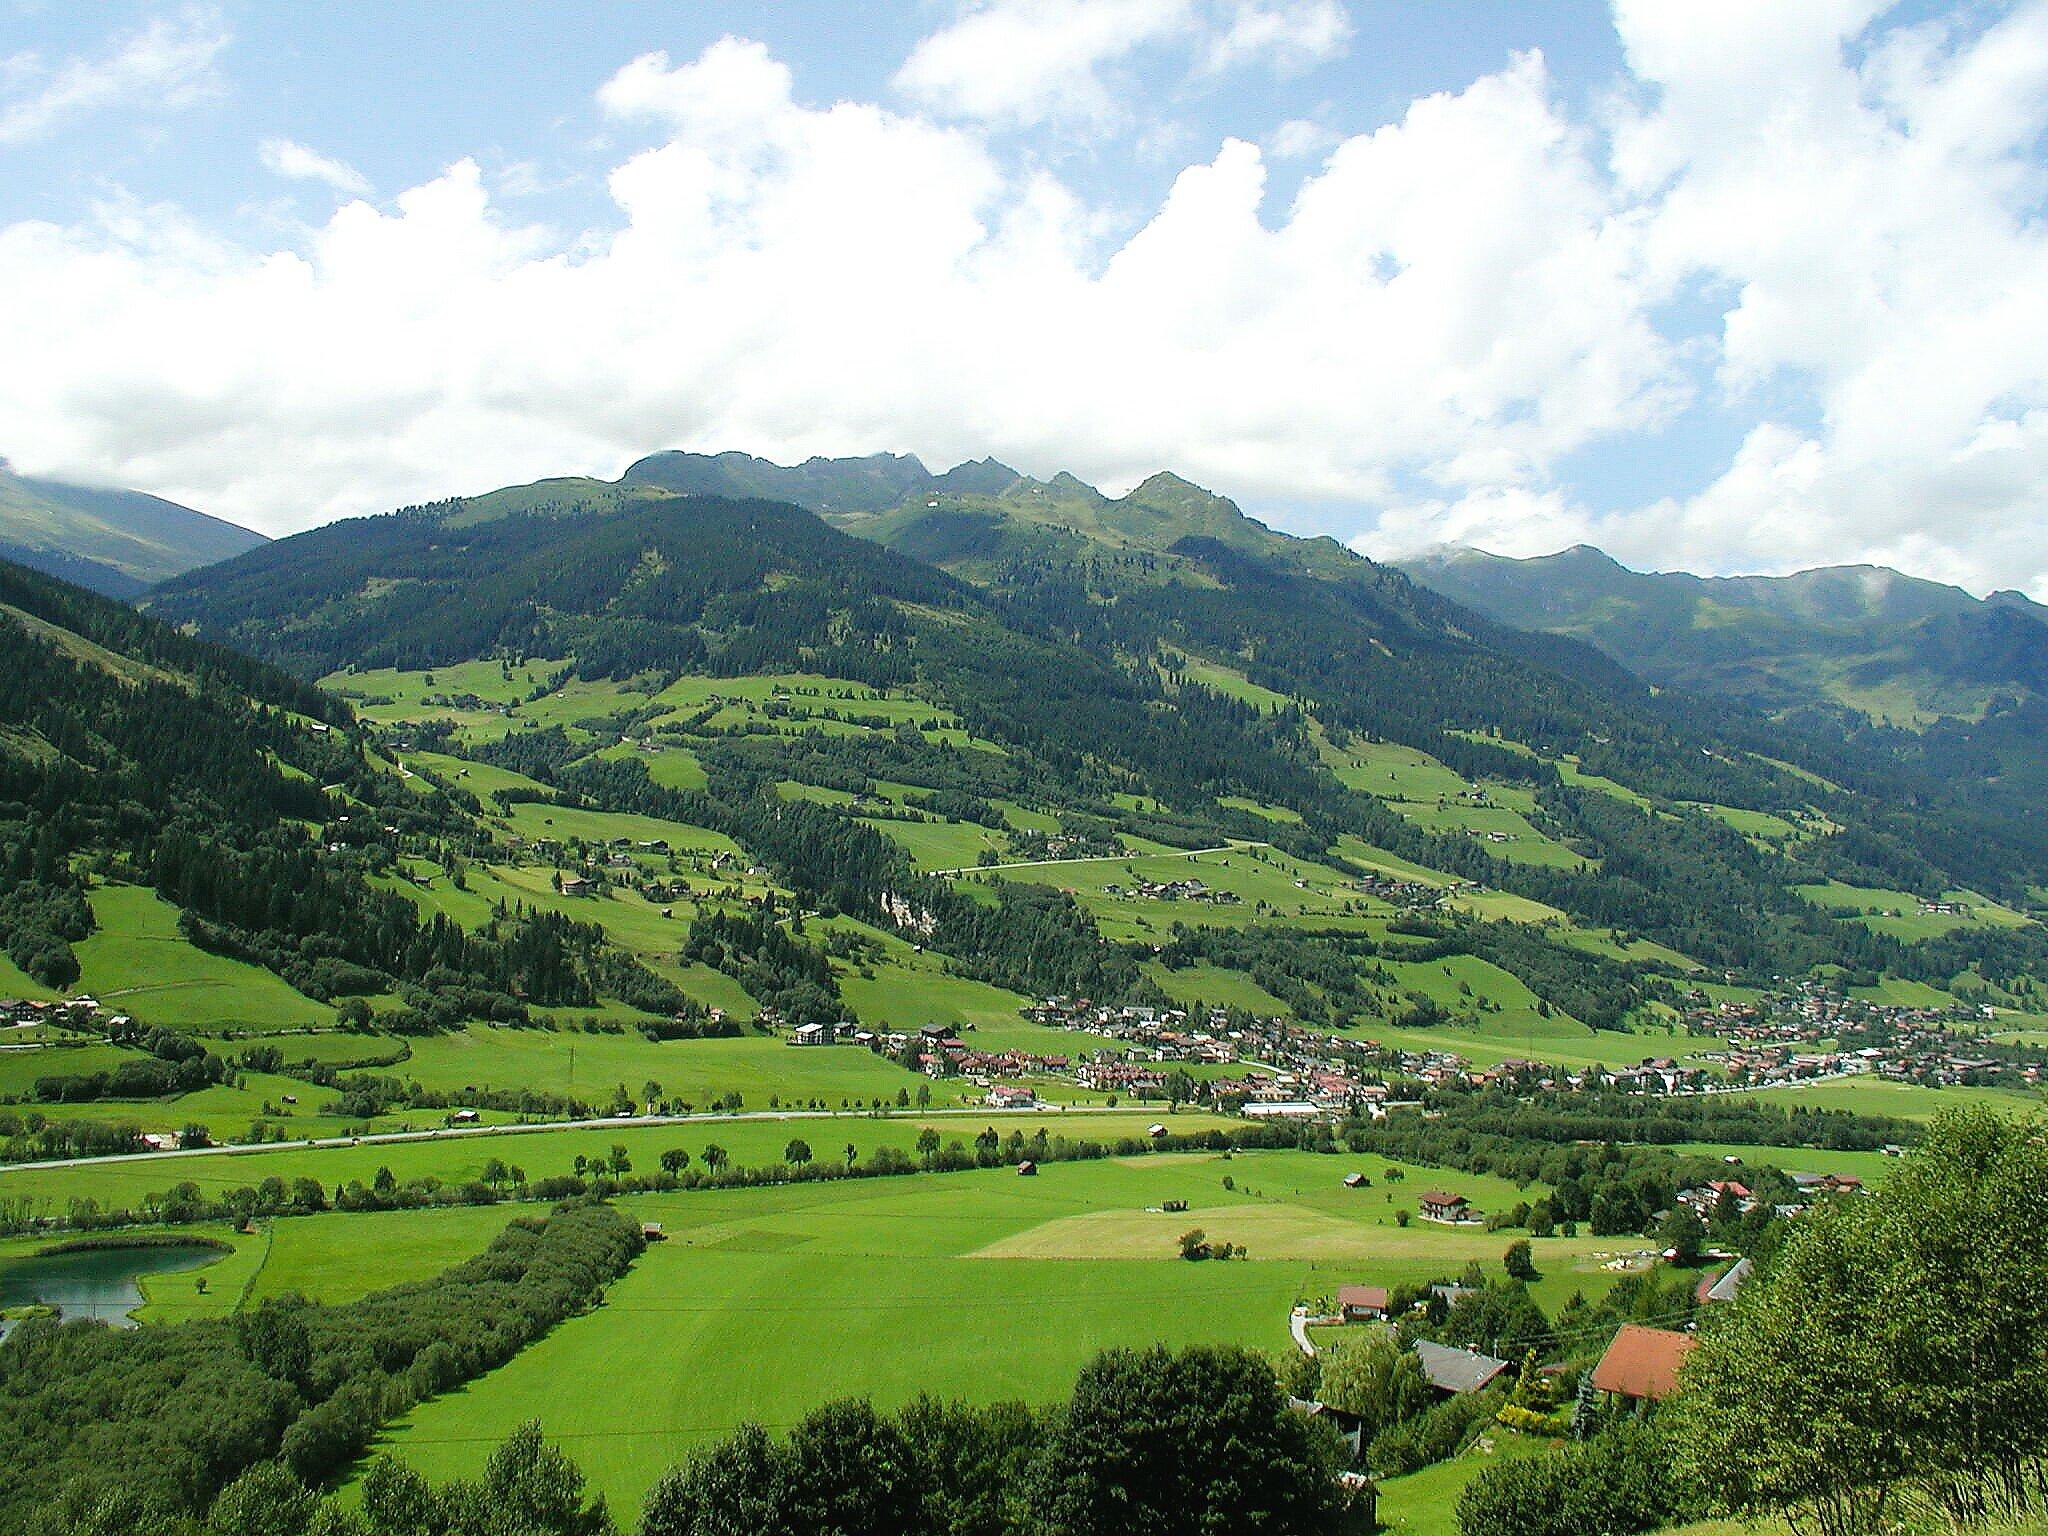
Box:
[1456,1421,1686,1536]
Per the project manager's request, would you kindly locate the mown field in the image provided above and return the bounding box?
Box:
[362,1147,1621,1512]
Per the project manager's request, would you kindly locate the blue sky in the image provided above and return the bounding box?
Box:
[3,1,2046,596]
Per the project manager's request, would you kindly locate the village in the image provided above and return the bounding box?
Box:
[774,977,2047,1118]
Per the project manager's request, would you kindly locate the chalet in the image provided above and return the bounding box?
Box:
[1590,1324,1696,1405]
[640,1222,666,1242]
[1419,1190,1472,1223]
[559,875,597,897]
[1413,1339,1511,1396]
[1342,1172,1370,1189]
[790,1023,829,1046]
[1338,1285,1391,1322]
[987,1085,1037,1109]
[449,1108,481,1124]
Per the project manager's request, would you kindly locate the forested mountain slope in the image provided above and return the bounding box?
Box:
[146,468,2048,1019]
[0,557,680,1019]
[0,461,265,596]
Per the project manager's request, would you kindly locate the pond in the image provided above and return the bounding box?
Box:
[0,1242,223,1331]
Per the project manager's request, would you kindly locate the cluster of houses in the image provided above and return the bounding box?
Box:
[1349,873,1451,909]
[0,996,108,1029]
[1685,982,2032,1090]
[1100,877,1241,905]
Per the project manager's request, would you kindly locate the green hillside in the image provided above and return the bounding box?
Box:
[0,461,265,594]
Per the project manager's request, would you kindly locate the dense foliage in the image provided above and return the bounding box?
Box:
[0,1200,641,1533]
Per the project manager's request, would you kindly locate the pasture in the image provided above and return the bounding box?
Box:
[71,884,329,1030]
[369,1146,1598,1513]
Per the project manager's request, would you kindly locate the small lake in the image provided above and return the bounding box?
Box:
[0,1243,221,1330]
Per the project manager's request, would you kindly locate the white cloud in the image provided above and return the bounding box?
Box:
[258,137,370,197]
[1267,115,1338,159]
[0,6,227,145]
[1200,1,1352,75]
[1352,484,1598,562]
[3,8,2047,599]
[1583,0,2048,594]
[0,35,1666,542]
[895,0,1194,129]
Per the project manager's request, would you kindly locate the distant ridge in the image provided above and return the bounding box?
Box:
[0,460,266,593]
[1401,542,2048,724]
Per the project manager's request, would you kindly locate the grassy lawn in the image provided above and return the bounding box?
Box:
[0,1109,1240,1214]
[0,1041,144,1096]
[1374,1431,1559,1536]
[1663,1141,1901,1185]
[857,815,1009,871]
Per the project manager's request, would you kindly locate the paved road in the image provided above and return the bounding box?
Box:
[0,1101,1151,1175]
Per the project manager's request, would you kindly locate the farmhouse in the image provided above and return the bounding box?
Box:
[986,1085,1037,1109]
[1412,1338,1511,1396]
[1591,1324,1696,1404]
[559,875,597,897]
[1338,1285,1391,1322]
[1418,1190,1472,1223]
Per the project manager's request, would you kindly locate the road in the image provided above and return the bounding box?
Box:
[0,1102,1158,1175]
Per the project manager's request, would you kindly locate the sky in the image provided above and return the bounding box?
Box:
[2,1,2046,596]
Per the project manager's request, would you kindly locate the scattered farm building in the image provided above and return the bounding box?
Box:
[1591,1324,1696,1404]
[1338,1285,1391,1322]
[1413,1338,1511,1396]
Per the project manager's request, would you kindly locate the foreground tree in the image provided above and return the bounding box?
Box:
[1026,1344,1346,1535]
[1318,1334,1432,1448]
[1676,1107,2048,1536]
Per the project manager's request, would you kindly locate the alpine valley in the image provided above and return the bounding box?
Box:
[4,450,2046,1535]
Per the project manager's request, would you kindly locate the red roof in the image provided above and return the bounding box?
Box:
[1338,1285,1390,1312]
[1591,1324,1696,1401]
[1419,1190,1466,1206]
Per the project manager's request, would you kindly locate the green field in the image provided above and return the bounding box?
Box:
[1793,882,2037,942]
[1741,1077,2040,1120]
[0,1109,1239,1215]
[1374,1431,1559,1536]
[1663,1142,1901,1186]
[398,1026,937,1111]
[368,1147,1607,1512]
[72,884,329,1030]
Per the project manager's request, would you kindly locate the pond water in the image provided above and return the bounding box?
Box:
[0,1243,221,1330]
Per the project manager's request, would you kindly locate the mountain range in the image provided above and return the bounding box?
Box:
[1400,543,2048,727]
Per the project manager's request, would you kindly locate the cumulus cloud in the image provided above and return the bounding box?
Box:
[1,5,2045,598]
[1267,116,1339,159]
[1583,0,2048,594]
[1199,0,1353,75]
[0,33,1669,540]
[894,0,1194,128]
[0,6,227,145]
[258,137,370,196]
